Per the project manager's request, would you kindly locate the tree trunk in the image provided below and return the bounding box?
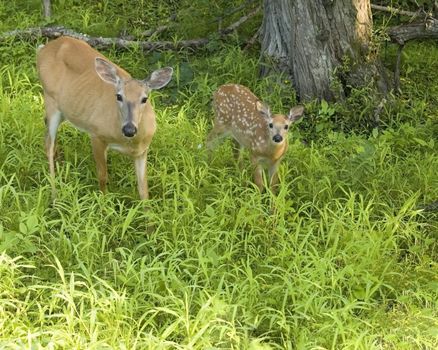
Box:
[260,0,389,101]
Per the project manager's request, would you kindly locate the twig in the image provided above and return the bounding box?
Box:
[119,24,175,41]
[214,0,258,23]
[394,44,404,94]
[220,6,261,35]
[141,24,174,38]
[140,13,177,38]
[244,26,261,50]
[373,98,386,129]
[370,4,422,19]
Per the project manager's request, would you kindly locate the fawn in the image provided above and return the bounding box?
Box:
[207,84,304,191]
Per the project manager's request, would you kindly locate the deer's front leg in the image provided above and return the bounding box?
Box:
[268,160,281,192]
[134,151,148,200]
[232,139,244,169]
[91,137,108,193]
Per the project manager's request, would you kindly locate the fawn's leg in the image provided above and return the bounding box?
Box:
[232,139,244,169]
[251,155,264,191]
[206,123,228,150]
[268,160,281,193]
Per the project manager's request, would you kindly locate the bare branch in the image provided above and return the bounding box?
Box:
[139,13,177,38]
[370,4,422,19]
[244,26,261,50]
[394,44,404,94]
[220,6,261,35]
[373,98,387,129]
[388,17,438,45]
[121,24,175,41]
[385,17,438,93]
[214,0,258,23]
[141,24,174,38]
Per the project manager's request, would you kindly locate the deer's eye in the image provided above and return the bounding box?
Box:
[268,123,273,129]
[141,97,148,104]
[284,125,289,130]
[116,94,123,102]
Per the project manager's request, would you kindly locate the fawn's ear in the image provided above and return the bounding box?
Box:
[288,105,305,122]
[256,101,271,119]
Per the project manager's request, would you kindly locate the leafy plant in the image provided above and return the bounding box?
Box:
[0,2,437,349]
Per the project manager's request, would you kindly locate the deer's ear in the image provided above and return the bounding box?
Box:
[144,67,173,90]
[288,105,304,122]
[256,101,271,119]
[95,57,120,86]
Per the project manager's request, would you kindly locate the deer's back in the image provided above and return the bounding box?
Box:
[37,37,133,138]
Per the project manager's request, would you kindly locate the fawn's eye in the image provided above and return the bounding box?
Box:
[141,97,148,104]
[116,94,123,102]
[268,123,273,128]
[284,125,289,130]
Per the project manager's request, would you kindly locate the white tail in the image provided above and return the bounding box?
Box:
[37,36,173,200]
[207,84,304,191]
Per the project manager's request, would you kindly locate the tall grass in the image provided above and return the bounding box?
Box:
[1,3,437,349]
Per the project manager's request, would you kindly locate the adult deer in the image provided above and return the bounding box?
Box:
[207,84,304,191]
[37,36,173,200]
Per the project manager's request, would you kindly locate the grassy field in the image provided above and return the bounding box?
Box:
[0,2,437,349]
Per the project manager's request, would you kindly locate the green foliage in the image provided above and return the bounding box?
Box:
[0,1,437,349]
[176,0,259,39]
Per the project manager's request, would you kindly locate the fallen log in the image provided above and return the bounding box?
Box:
[0,6,261,51]
[0,26,209,50]
[388,17,438,45]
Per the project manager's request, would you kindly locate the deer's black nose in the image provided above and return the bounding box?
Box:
[122,123,137,137]
[273,134,283,143]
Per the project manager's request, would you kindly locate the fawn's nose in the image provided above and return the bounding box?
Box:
[273,134,283,143]
[122,123,137,138]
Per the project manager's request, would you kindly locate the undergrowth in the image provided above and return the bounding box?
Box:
[0,2,437,349]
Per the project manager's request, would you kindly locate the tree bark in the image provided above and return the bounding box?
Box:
[260,0,389,101]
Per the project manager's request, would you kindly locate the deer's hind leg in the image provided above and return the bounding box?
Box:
[206,122,229,150]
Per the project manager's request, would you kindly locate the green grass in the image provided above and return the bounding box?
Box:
[1,2,438,349]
